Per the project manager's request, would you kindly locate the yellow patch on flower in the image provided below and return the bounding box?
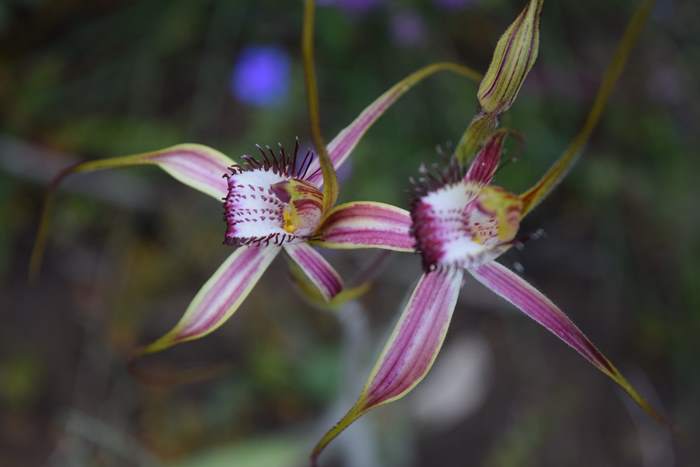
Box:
[477,186,523,243]
[275,179,325,237]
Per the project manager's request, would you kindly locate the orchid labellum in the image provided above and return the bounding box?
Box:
[311,0,666,463]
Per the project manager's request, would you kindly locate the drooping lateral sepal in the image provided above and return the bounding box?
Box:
[311,268,463,465]
[142,246,280,354]
[470,261,668,425]
[477,0,543,115]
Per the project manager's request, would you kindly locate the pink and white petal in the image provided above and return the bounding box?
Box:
[470,261,666,423]
[142,246,280,354]
[311,268,463,463]
[313,201,415,252]
[305,62,482,186]
[284,243,343,301]
[465,132,505,185]
[149,144,233,199]
[72,144,233,199]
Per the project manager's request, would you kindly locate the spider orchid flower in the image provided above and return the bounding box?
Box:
[29,1,482,354]
[311,0,665,463]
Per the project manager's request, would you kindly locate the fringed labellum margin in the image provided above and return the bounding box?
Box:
[224,142,324,246]
[410,135,522,271]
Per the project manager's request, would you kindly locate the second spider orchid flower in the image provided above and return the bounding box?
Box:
[311,0,666,462]
[29,0,482,354]
[313,133,664,461]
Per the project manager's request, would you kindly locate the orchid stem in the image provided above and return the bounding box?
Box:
[302,0,338,212]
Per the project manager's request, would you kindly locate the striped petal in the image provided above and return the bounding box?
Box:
[72,144,232,199]
[284,243,343,301]
[289,259,371,311]
[305,62,482,186]
[470,261,666,424]
[313,201,414,252]
[465,131,506,185]
[142,246,280,354]
[311,268,463,464]
[144,144,232,199]
[29,144,233,278]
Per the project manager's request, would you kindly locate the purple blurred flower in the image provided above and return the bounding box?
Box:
[231,45,291,107]
[433,0,476,11]
[390,10,427,47]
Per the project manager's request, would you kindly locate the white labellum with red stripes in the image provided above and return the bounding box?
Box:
[224,144,324,246]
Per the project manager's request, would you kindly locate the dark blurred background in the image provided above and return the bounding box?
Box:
[1,0,698,466]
